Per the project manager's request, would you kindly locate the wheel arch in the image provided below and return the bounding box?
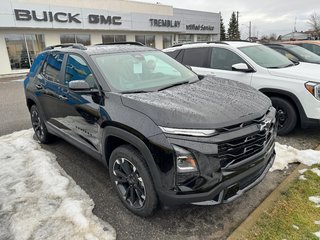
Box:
[259,88,307,127]
[102,126,162,189]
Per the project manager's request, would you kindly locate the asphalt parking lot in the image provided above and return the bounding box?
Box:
[1,78,320,239]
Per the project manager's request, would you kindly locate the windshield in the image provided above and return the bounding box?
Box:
[287,45,320,63]
[239,45,294,68]
[92,50,197,92]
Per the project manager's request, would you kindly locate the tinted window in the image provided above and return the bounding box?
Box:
[272,48,298,61]
[64,54,97,89]
[301,43,320,55]
[211,48,246,70]
[42,52,64,83]
[182,48,209,68]
[165,50,181,59]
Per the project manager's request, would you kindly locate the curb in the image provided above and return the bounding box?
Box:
[227,143,320,240]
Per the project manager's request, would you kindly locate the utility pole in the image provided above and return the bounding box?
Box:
[237,11,239,24]
[249,21,252,40]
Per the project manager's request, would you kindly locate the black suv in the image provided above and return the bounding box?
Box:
[265,43,320,64]
[24,42,277,217]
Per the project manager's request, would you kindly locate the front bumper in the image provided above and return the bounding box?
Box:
[157,140,275,207]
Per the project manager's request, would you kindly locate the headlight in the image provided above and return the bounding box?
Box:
[159,126,217,137]
[305,82,320,100]
[173,145,198,173]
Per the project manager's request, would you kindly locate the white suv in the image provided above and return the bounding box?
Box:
[163,41,320,135]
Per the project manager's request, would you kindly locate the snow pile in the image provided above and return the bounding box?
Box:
[270,143,320,172]
[0,129,116,240]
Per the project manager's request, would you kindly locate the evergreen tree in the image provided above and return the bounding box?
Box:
[227,11,240,40]
[220,15,226,40]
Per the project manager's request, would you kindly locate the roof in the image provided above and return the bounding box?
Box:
[44,43,156,55]
[264,43,294,48]
[223,41,260,48]
[85,44,156,55]
[282,40,320,45]
[164,41,260,52]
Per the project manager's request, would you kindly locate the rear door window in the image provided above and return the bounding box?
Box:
[42,52,64,83]
[182,47,210,68]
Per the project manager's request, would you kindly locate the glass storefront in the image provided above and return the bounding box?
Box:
[178,34,193,44]
[135,35,155,47]
[162,35,172,49]
[5,34,45,70]
[197,35,211,42]
[102,35,126,44]
[60,34,91,45]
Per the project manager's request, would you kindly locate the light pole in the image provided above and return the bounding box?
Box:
[242,21,252,40]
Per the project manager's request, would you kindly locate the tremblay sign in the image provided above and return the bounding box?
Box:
[149,18,181,28]
[14,9,122,25]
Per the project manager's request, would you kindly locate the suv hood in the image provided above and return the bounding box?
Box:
[121,77,271,129]
[268,62,320,81]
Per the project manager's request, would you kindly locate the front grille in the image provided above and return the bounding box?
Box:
[218,118,274,168]
[218,111,269,133]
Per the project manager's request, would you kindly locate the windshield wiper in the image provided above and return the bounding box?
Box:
[283,63,296,67]
[157,81,189,91]
[268,63,295,69]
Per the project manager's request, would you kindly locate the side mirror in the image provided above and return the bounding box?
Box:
[69,80,90,91]
[232,63,251,72]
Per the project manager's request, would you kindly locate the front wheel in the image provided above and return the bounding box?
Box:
[30,105,52,143]
[270,97,297,135]
[109,145,158,217]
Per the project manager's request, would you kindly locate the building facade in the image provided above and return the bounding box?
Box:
[0,0,220,75]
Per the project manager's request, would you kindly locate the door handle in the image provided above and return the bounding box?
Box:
[58,95,68,100]
[35,84,43,90]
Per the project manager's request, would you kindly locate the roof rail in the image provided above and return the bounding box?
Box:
[44,43,87,51]
[222,40,251,42]
[171,41,228,48]
[95,42,145,46]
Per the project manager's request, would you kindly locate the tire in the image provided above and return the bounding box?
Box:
[270,96,297,135]
[30,105,52,143]
[109,145,158,217]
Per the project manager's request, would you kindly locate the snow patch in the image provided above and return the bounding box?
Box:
[309,196,320,208]
[315,221,320,225]
[299,169,308,174]
[314,231,320,238]
[292,224,299,230]
[0,129,116,240]
[311,168,320,177]
[298,175,307,181]
[270,143,320,172]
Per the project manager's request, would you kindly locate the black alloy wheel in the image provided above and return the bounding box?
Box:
[112,157,146,208]
[109,145,158,217]
[270,96,297,135]
[30,105,51,143]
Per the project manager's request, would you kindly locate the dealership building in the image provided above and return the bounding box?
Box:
[0,0,220,75]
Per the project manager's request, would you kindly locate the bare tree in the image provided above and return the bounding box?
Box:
[269,33,277,41]
[308,12,320,37]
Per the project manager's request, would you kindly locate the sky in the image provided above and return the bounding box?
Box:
[134,0,320,39]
